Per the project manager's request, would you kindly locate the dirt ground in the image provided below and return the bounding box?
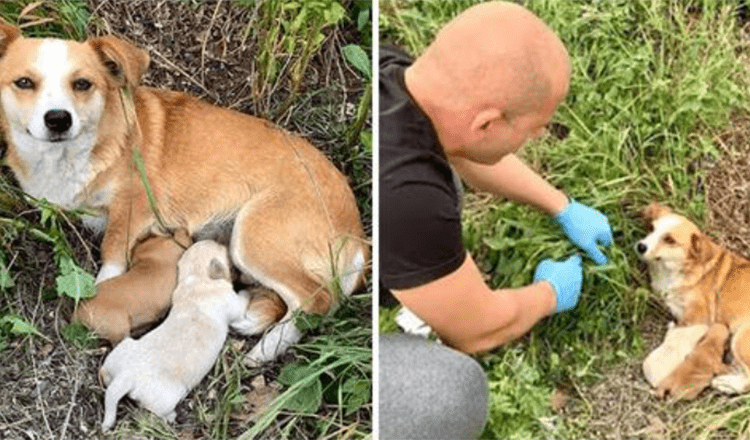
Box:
[0,1,370,439]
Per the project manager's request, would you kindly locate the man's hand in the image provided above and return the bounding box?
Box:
[533,254,583,313]
[554,199,613,265]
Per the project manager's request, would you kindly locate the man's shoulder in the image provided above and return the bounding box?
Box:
[380,44,414,67]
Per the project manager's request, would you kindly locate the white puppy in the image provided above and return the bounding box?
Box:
[100,240,249,430]
[643,321,709,388]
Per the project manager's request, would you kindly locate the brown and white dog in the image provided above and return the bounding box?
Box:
[73,228,192,345]
[0,25,368,364]
[636,203,750,399]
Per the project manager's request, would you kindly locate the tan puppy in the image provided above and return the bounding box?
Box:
[643,322,708,388]
[636,203,750,399]
[655,323,730,400]
[73,228,192,345]
[0,26,368,363]
[100,240,249,430]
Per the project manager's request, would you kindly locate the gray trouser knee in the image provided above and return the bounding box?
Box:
[379,333,489,439]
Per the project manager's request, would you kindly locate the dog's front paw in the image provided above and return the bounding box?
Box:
[95,263,125,284]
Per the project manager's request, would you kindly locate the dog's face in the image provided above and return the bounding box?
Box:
[0,37,105,143]
[0,24,148,147]
[635,203,711,271]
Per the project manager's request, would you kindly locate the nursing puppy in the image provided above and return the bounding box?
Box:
[100,240,249,430]
[655,323,730,400]
[73,228,192,345]
[0,25,368,363]
[636,203,750,399]
[643,322,708,388]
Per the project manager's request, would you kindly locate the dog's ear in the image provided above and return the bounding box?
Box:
[88,35,149,89]
[644,203,671,224]
[0,21,20,57]
[689,233,715,264]
[208,258,230,281]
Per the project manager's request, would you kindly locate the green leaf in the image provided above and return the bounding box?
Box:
[0,259,14,290]
[359,131,372,152]
[62,322,98,349]
[0,315,44,338]
[284,377,322,413]
[357,8,369,31]
[342,44,371,79]
[277,362,323,413]
[341,377,370,414]
[323,2,346,25]
[56,257,95,302]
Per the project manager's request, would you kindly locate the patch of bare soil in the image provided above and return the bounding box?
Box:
[0,1,370,439]
[706,116,750,255]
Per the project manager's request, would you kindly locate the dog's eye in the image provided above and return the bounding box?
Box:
[72,78,92,91]
[14,77,34,90]
[663,234,676,245]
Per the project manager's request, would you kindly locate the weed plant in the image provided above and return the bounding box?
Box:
[381,0,750,438]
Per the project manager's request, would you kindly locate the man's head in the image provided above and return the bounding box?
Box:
[405,1,570,164]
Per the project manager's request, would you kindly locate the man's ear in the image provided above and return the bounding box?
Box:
[0,22,20,57]
[88,35,149,89]
[469,108,503,134]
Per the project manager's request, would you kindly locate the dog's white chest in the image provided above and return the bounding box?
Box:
[649,264,687,320]
[11,134,99,209]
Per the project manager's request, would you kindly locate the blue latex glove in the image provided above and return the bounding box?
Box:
[533,254,583,313]
[554,199,613,265]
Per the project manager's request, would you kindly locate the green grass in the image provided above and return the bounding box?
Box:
[0,1,371,439]
[381,0,750,438]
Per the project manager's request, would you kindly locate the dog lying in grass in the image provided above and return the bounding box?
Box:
[0,23,368,366]
[73,229,192,345]
[636,202,750,400]
[100,240,249,430]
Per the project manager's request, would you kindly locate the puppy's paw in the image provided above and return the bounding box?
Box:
[95,263,125,284]
[656,377,707,401]
[712,373,749,395]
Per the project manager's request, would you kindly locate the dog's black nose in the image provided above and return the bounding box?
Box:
[44,110,72,134]
[636,242,647,254]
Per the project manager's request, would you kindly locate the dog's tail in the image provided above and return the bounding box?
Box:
[101,375,132,431]
[319,233,369,308]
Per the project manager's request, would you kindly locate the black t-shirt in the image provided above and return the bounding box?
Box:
[379,45,466,293]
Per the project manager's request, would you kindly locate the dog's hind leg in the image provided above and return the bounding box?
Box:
[713,322,750,394]
[230,288,286,336]
[229,189,366,364]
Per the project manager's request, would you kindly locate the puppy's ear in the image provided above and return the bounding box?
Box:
[689,233,715,264]
[644,203,671,223]
[208,258,230,281]
[172,228,193,249]
[0,21,20,57]
[88,35,149,89]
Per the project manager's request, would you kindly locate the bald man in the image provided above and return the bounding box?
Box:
[379,2,613,438]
